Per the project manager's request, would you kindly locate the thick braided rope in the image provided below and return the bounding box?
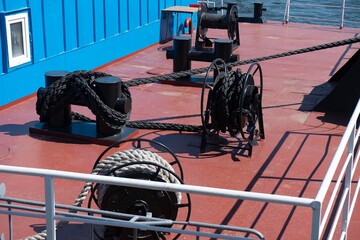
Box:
[125,36,360,86]
[126,121,203,132]
[36,37,360,132]
[209,69,250,137]
[36,70,131,129]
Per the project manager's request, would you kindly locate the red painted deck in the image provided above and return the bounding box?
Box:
[0,21,360,239]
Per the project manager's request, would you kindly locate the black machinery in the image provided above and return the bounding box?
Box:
[195,3,240,51]
[200,60,265,156]
[33,70,135,144]
[88,138,191,240]
[166,3,240,75]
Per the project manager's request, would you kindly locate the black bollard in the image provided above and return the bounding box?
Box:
[44,70,72,128]
[254,3,264,19]
[173,35,192,73]
[214,38,233,63]
[94,76,123,137]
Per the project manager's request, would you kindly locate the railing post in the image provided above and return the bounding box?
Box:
[342,125,355,239]
[45,176,56,240]
[284,0,291,23]
[340,0,346,28]
[311,200,321,240]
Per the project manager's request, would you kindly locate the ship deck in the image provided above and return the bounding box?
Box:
[0,21,360,239]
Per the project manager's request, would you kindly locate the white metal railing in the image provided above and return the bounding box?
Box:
[314,98,360,239]
[0,98,359,239]
[283,0,360,28]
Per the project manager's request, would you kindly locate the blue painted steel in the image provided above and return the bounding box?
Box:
[0,0,193,106]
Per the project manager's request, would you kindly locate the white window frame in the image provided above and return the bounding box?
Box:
[5,12,31,68]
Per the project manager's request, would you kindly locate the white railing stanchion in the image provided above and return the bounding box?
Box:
[284,0,291,23]
[340,0,346,28]
[45,176,56,240]
[311,200,321,240]
[342,124,356,237]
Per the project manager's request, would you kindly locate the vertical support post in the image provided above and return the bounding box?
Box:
[45,176,56,240]
[340,0,346,28]
[7,200,13,240]
[173,36,192,73]
[284,0,291,23]
[0,183,12,240]
[44,70,72,128]
[253,3,264,19]
[311,200,322,240]
[342,124,355,238]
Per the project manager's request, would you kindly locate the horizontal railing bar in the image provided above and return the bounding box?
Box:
[344,20,360,24]
[0,197,177,222]
[0,203,44,213]
[186,221,264,237]
[0,198,263,237]
[56,211,173,226]
[0,209,46,220]
[54,215,254,240]
[344,6,360,10]
[0,165,314,207]
[0,205,262,239]
[289,3,340,9]
[289,16,339,23]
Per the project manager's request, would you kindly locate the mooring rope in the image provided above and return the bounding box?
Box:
[36,70,131,130]
[36,36,360,133]
[125,36,360,86]
[209,68,252,137]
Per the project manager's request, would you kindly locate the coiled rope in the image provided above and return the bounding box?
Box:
[94,148,182,206]
[209,68,250,137]
[23,149,182,240]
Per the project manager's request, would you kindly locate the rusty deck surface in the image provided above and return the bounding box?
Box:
[0,21,360,239]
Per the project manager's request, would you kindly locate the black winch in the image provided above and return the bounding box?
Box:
[200,59,265,156]
[195,3,240,51]
[88,139,191,240]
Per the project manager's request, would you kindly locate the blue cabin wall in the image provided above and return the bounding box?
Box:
[0,0,193,106]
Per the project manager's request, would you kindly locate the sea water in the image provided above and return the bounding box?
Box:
[215,0,360,28]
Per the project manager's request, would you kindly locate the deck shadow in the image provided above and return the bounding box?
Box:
[213,131,336,239]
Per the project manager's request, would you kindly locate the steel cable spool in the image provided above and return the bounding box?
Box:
[88,139,191,240]
[200,59,265,155]
[196,3,239,50]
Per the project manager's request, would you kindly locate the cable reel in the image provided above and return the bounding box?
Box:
[200,59,265,156]
[88,138,191,240]
[195,3,240,50]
